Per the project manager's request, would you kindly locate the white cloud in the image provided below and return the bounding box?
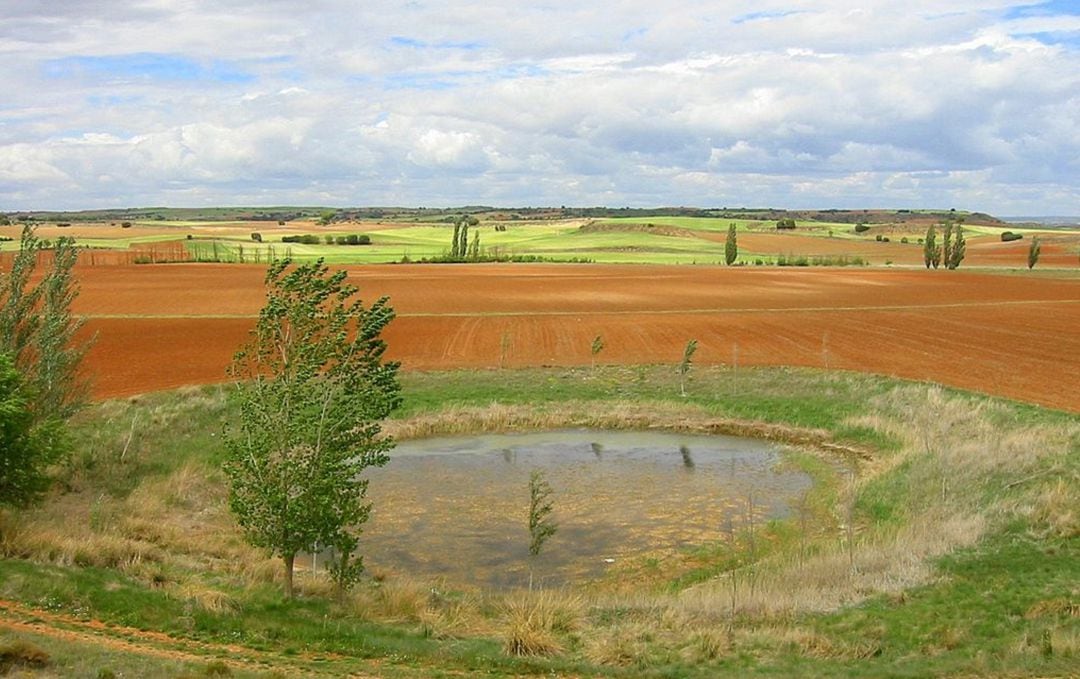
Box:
[0,1,1077,213]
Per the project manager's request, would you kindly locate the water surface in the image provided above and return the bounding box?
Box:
[351,429,811,588]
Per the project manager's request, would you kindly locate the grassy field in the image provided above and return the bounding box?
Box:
[5,208,1078,267]
[1,366,1076,677]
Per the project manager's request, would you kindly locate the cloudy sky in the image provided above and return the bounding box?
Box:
[1,1,1077,214]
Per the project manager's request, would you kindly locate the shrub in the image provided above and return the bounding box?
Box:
[854,223,870,233]
[250,233,262,243]
[1001,231,1024,242]
[346,234,360,246]
[121,221,132,228]
[776,218,797,230]
[281,235,320,245]
[357,234,371,245]
[0,639,51,673]
[875,234,883,241]
[901,237,909,244]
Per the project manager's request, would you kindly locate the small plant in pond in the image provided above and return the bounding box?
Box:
[679,339,698,397]
[527,469,557,587]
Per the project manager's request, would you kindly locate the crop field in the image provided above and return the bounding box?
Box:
[72,262,1080,412]
[6,215,1079,267]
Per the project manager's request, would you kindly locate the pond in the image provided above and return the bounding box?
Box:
[332,429,812,589]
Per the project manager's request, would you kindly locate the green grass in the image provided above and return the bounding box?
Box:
[0,366,1076,677]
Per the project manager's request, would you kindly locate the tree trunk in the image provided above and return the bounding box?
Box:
[283,552,295,599]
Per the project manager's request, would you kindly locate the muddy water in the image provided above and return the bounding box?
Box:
[350,429,811,589]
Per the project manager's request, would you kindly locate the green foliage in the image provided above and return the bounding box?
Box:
[527,469,557,558]
[776,218,797,229]
[590,335,604,371]
[1001,231,1023,242]
[1027,236,1041,270]
[724,223,737,265]
[679,339,698,397]
[281,234,321,245]
[942,222,953,268]
[223,258,402,598]
[0,354,64,508]
[0,227,87,508]
[854,222,870,233]
[947,224,966,270]
[924,225,940,269]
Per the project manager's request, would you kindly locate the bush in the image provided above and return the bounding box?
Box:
[901,237,909,244]
[250,232,262,243]
[281,234,320,245]
[1001,231,1024,242]
[875,234,883,241]
[121,221,132,228]
[854,223,870,233]
[0,639,51,673]
[776,218,796,230]
[346,234,360,245]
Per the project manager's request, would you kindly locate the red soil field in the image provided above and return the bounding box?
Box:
[73,263,1080,412]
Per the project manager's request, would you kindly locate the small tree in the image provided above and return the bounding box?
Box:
[0,227,87,511]
[451,220,462,259]
[724,223,738,266]
[0,353,64,510]
[590,334,604,371]
[527,469,557,587]
[923,225,940,269]
[941,222,953,269]
[458,220,470,261]
[1028,236,1041,270]
[679,339,698,397]
[947,224,966,270]
[223,258,402,599]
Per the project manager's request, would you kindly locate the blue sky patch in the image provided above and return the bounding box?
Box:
[1005,0,1080,19]
[732,10,806,24]
[43,53,254,84]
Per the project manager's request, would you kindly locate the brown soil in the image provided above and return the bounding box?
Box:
[72,263,1080,412]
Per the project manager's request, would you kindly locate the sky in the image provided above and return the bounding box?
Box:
[0,1,1078,215]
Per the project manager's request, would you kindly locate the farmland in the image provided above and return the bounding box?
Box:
[5,208,1079,267]
[73,262,1080,412]
[1,208,1079,678]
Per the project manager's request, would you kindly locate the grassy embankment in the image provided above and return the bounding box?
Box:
[0,365,1076,677]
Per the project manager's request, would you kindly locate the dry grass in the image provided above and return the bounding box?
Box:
[386,400,866,457]
[171,582,239,615]
[502,589,583,657]
[680,511,985,617]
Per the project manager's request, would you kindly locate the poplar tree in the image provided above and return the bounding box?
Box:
[947,225,966,270]
[724,223,738,266]
[0,227,88,509]
[1028,236,1041,270]
[451,220,462,259]
[942,222,953,270]
[923,225,940,269]
[223,258,401,599]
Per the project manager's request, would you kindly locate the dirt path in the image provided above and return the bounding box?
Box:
[0,599,377,677]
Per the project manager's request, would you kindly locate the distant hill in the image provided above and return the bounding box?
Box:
[2,206,1008,226]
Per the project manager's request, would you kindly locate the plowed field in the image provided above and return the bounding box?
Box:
[74,263,1080,412]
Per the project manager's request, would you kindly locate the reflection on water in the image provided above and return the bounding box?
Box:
[352,429,811,589]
